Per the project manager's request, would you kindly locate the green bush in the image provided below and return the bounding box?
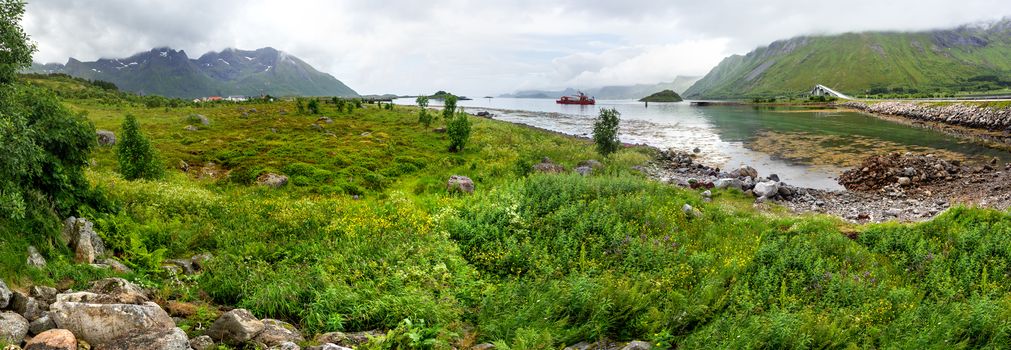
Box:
[443,95,457,121]
[117,114,164,180]
[592,108,621,157]
[308,99,321,114]
[446,112,471,152]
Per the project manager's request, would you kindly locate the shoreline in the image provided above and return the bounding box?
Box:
[837,101,1011,151]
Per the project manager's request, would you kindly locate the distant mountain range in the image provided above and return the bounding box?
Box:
[684,18,1011,99]
[500,76,700,99]
[28,47,358,99]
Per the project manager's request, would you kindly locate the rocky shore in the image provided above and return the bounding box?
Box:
[642,148,1011,223]
[839,101,1011,146]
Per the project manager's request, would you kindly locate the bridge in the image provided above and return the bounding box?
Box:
[810,84,852,100]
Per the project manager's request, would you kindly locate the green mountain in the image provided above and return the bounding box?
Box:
[28,47,358,98]
[684,19,1011,99]
[639,89,684,102]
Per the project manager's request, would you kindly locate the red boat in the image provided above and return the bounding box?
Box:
[556,91,595,105]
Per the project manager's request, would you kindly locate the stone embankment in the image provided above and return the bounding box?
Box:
[839,101,1011,132]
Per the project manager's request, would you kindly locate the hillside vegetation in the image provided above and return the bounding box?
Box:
[685,19,1011,99]
[7,74,1011,349]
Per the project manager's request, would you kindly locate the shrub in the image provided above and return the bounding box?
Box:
[308,98,321,114]
[117,114,164,180]
[592,108,621,157]
[442,95,457,121]
[447,112,472,152]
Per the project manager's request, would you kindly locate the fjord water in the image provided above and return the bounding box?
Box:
[396,98,1010,189]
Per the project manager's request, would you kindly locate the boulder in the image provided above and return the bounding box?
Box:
[26,246,46,268]
[49,301,174,346]
[447,175,475,194]
[190,114,210,126]
[682,204,702,219]
[11,292,44,321]
[29,286,58,306]
[270,341,300,350]
[713,178,743,191]
[314,331,381,347]
[99,327,189,350]
[96,259,131,274]
[87,278,148,304]
[0,312,29,345]
[24,329,76,350]
[28,313,55,335]
[532,157,565,174]
[732,165,758,179]
[61,217,105,264]
[254,319,304,347]
[187,335,214,350]
[206,309,264,345]
[165,259,195,275]
[621,341,652,350]
[574,166,593,176]
[190,253,213,271]
[96,130,116,146]
[0,280,10,309]
[256,173,289,188]
[54,292,118,305]
[753,181,780,198]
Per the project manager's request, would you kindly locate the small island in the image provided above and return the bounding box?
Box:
[639,89,684,102]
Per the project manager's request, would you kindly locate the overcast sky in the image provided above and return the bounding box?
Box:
[23,0,1010,96]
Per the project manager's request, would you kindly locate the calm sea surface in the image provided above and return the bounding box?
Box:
[395,98,1011,190]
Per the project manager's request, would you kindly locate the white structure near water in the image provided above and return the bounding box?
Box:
[809,85,851,99]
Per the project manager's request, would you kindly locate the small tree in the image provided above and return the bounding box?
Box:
[117,114,163,180]
[447,111,472,152]
[295,98,306,114]
[307,98,320,114]
[416,95,432,127]
[442,94,457,121]
[592,108,621,157]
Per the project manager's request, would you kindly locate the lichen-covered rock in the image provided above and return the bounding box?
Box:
[256,173,289,188]
[187,335,214,350]
[254,319,304,347]
[447,175,475,194]
[620,341,652,350]
[61,217,106,264]
[87,278,148,304]
[26,246,46,268]
[99,327,189,350]
[190,253,213,271]
[29,286,58,306]
[532,157,565,174]
[206,309,264,345]
[96,259,132,274]
[24,329,76,350]
[0,311,29,345]
[314,331,382,348]
[96,130,116,146]
[28,313,56,335]
[49,301,175,346]
[0,280,10,309]
[270,341,300,350]
[11,292,44,321]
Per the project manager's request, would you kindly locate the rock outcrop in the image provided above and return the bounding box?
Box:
[61,217,106,264]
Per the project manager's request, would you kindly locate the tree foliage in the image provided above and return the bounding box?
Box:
[592,108,621,157]
[447,111,471,152]
[442,94,457,121]
[0,0,35,86]
[116,114,163,180]
[416,96,432,127]
[307,98,320,114]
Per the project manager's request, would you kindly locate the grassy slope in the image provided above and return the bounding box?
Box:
[6,76,1011,348]
[685,27,1011,99]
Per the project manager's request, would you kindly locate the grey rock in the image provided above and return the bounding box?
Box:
[188,335,214,350]
[26,246,46,268]
[87,278,148,304]
[701,190,712,198]
[714,178,743,190]
[97,259,132,274]
[768,174,780,182]
[166,259,195,275]
[621,341,652,350]
[257,173,289,188]
[254,319,304,347]
[0,312,28,345]
[206,309,264,345]
[28,313,55,335]
[61,217,105,264]
[753,181,780,198]
[11,292,44,321]
[102,327,189,350]
[29,287,57,306]
[96,130,116,146]
[270,341,301,350]
[49,301,174,346]
[885,208,902,217]
[447,175,475,194]
[577,160,604,169]
[0,280,10,309]
[682,204,702,219]
[897,177,911,186]
[733,165,759,179]
[308,345,353,350]
[190,253,213,271]
[190,114,210,126]
[574,166,593,176]
[183,125,199,131]
[471,343,495,350]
